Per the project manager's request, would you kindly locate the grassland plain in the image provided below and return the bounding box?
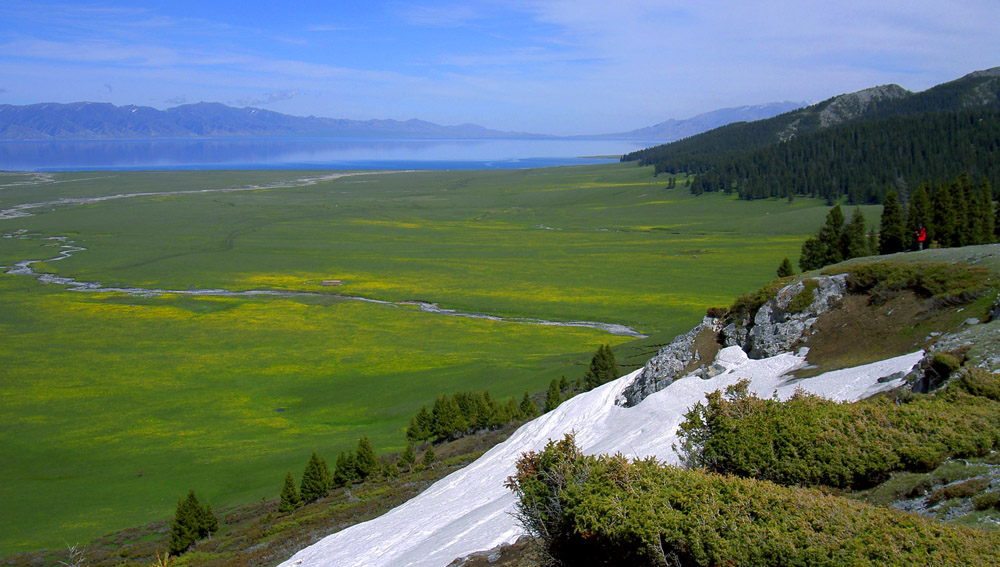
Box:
[0,164,868,555]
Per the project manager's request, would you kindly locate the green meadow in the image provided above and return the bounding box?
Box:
[0,164,869,555]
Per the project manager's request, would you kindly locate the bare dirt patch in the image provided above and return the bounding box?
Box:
[793,291,957,378]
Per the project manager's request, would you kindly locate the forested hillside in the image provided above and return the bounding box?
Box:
[622,68,1000,204]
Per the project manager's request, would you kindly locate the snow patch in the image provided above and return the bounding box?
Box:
[278,347,923,567]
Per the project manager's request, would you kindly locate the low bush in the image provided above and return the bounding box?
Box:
[786,278,818,313]
[677,370,1000,489]
[927,477,991,504]
[508,435,1000,567]
[972,491,1000,511]
[823,262,991,305]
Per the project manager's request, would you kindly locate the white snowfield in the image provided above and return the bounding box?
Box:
[279,346,924,567]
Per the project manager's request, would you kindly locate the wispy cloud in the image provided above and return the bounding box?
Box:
[164,95,186,105]
[308,24,353,32]
[237,89,302,107]
[395,3,488,27]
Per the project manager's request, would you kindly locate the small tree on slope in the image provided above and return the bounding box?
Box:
[279,471,302,512]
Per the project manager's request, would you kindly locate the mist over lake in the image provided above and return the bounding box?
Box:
[0,138,655,171]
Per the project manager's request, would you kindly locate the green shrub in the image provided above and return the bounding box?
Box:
[725,277,791,326]
[786,278,819,313]
[508,435,1000,567]
[676,372,1000,490]
[958,367,1000,401]
[705,306,727,318]
[823,262,991,305]
[972,491,1000,511]
[928,477,991,504]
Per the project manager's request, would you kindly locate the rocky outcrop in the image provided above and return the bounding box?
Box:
[622,275,849,407]
[618,316,722,407]
[741,275,848,358]
[818,85,910,127]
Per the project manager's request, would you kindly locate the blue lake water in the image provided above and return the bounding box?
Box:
[0,138,659,171]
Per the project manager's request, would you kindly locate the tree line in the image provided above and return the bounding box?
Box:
[797,172,997,272]
[688,109,1000,204]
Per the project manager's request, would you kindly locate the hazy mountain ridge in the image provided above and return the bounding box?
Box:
[0,102,544,141]
[591,101,806,141]
[0,100,808,142]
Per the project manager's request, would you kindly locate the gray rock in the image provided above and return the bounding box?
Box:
[743,275,848,358]
[618,316,722,407]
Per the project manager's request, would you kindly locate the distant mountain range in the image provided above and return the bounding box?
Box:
[0,102,546,141]
[587,101,806,140]
[0,100,805,142]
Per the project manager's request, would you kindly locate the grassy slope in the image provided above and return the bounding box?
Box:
[0,164,845,555]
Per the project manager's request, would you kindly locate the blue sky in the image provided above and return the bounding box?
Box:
[1,1,999,135]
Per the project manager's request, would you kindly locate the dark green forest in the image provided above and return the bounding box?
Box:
[622,71,1000,204]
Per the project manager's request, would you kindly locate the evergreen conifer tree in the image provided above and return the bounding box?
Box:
[953,173,972,246]
[907,184,932,250]
[400,442,416,472]
[776,257,794,278]
[971,180,995,244]
[279,471,302,512]
[798,236,824,272]
[355,436,379,481]
[406,405,432,443]
[168,493,199,556]
[879,190,906,254]
[558,376,570,392]
[583,345,619,389]
[333,450,357,487]
[519,391,536,418]
[817,205,846,266]
[431,395,465,440]
[200,502,219,536]
[933,181,957,247]
[422,445,435,468]
[995,199,1000,240]
[167,490,217,556]
[300,451,331,502]
[544,378,563,412]
[843,207,869,259]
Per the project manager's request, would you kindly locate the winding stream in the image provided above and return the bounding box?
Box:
[1,232,648,338]
[0,171,401,220]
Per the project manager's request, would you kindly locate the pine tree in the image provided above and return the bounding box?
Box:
[776,257,794,278]
[879,190,906,254]
[333,450,357,487]
[933,181,957,247]
[422,445,435,468]
[355,436,379,481]
[167,490,217,556]
[519,391,536,419]
[818,205,846,265]
[400,442,416,472]
[907,183,932,250]
[971,180,995,244]
[406,405,433,443]
[300,451,331,502]
[278,471,302,512]
[544,378,563,412]
[558,375,570,392]
[798,236,824,272]
[583,345,619,389]
[843,207,869,259]
[431,395,465,440]
[952,173,972,246]
[200,502,219,536]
